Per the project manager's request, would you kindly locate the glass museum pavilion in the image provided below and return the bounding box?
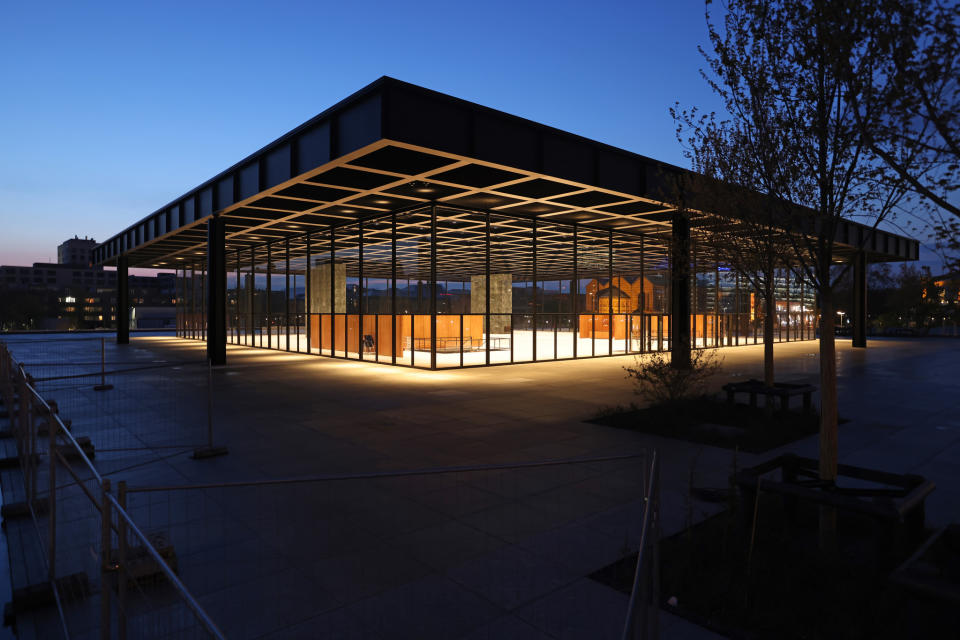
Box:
[93,78,919,369]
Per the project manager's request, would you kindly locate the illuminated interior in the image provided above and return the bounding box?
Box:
[93,77,917,369]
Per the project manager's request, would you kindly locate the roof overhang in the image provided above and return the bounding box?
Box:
[94,77,920,270]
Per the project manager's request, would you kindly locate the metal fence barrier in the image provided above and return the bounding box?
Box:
[0,341,225,639]
[1,336,664,639]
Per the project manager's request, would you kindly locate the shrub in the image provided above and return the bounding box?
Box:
[624,349,723,405]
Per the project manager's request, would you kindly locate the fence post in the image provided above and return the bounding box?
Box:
[18,378,29,502]
[94,337,113,391]
[650,457,660,640]
[28,387,37,506]
[101,478,112,640]
[48,405,57,585]
[117,481,128,640]
[191,359,228,459]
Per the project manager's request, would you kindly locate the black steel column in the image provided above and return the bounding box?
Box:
[430,204,438,369]
[266,243,272,349]
[608,229,613,355]
[532,218,538,362]
[691,241,697,350]
[715,262,720,347]
[734,271,749,347]
[572,224,578,359]
[391,213,397,365]
[305,233,312,353]
[671,212,691,368]
[235,249,241,345]
[330,225,336,357]
[639,236,645,353]
[248,247,255,348]
[358,220,364,359]
[483,211,492,364]
[116,254,129,344]
[206,215,227,365]
[200,264,206,341]
[800,276,805,341]
[285,239,291,352]
[853,251,867,348]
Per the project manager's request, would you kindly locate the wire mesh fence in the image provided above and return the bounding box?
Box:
[122,455,654,639]
[0,340,224,640]
[5,336,210,460]
[1,336,662,639]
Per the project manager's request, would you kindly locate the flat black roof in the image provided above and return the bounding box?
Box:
[94,77,920,269]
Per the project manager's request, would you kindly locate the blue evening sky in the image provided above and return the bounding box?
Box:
[0,0,942,269]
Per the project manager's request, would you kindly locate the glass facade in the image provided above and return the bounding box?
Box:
[176,205,818,369]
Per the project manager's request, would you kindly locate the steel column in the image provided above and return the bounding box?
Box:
[207,215,226,365]
[391,212,397,365]
[117,254,129,344]
[853,251,867,348]
[532,218,538,362]
[430,204,438,369]
[670,212,691,368]
[608,229,613,355]
[572,224,578,359]
[306,233,312,353]
[485,211,491,366]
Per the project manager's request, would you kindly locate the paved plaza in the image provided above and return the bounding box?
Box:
[2,335,959,639]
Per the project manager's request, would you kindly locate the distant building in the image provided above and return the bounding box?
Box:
[57,236,97,266]
[932,273,960,305]
[0,237,176,331]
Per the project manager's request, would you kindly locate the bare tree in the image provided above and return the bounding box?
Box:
[672,108,787,391]
[682,0,920,542]
[862,1,960,220]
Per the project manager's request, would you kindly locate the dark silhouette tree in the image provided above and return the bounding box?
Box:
[681,0,927,543]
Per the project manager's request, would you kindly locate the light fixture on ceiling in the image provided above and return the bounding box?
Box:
[408,181,435,194]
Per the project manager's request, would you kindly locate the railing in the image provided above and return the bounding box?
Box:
[0,341,224,639]
[2,335,665,638]
[622,449,660,640]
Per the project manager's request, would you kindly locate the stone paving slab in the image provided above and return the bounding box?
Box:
[0,335,958,638]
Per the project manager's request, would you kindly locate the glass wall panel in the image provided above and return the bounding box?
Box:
[307,232,332,357]
[396,209,431,367]
[577,226,611,357]
[612,232,646,355]
[486,214,524,364]
[333,223,362,359]
[173,203,814,368]
[287,235,307,353]
[357,216,392,362]
[535,221,572,361]
[227,266,239,345]
[436,209,485,367]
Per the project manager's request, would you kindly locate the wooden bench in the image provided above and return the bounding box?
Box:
[723,379,816,413]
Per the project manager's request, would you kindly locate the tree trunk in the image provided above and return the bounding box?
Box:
[818,290,839,549]
[818,292,838,482]
[763,279,775,387]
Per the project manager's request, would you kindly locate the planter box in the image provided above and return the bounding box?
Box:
[735,454,935,546]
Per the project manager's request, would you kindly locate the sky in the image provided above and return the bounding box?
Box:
[0,0,946,270]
